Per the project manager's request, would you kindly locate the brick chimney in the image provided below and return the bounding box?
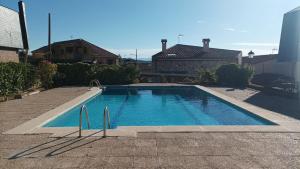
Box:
[161,39,167,55]
[202,38,210,52]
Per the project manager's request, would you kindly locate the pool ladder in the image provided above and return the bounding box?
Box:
[103,106,111,137]
[79,105,90,137]
[78,105,111,137]
[89,79,103,89]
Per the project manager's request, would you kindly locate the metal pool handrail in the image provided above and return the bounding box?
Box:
[103,106,111,137]
[89,79,103,89]
[79,105,91,137]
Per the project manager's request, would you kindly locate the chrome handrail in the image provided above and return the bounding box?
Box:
[89,79,103,89]
[79,105,90,137]
[103,106,111,137]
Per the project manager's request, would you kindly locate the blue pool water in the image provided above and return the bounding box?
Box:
[44,86,275,129]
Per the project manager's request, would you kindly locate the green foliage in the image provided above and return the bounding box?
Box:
[24,64,39,89]
[0,62,140,97]
[0,62,38,97]
[54,63,140,86]
[215,64,254,87]
[55,63,92,86]
[38,61,57,89]
[198,69,216,85]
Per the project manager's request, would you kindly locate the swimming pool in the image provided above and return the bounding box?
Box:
[44,86,275,129]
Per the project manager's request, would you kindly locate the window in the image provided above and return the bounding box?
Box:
[84,47,87,54]
[66,47,73,54]
[60,49,64,55]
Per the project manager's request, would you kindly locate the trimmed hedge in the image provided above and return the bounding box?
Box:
[1,62,140,98]
[216,64,254,87]
[54,63,140,86]
[38,61,57,89]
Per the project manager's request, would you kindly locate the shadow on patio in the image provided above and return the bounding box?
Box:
[244,92,300,120]
[8,130,104,159]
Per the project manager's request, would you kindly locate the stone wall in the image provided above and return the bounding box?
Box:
[154,59,238,75]
[0,49,19,63]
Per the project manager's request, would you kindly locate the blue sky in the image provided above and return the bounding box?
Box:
[1,0,300,59]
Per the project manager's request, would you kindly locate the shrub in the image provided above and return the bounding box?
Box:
[54,63,140,86]
[24,64,39,89]
[198,69,216,85]
[215,64,253,87]
[0,62,38,98]
[38,61,57,89]
[56,63,92,85]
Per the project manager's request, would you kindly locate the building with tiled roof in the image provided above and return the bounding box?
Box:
[32,39,120,65]
[152,39,242,76]
[0,1,28,63]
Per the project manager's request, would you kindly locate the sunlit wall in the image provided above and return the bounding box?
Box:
[278,7,300,62]
[277,7,300,96]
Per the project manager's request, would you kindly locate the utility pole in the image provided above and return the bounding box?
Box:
[48,13,52,62]
[135,49,138,66]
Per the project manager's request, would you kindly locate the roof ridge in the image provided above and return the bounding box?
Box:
[0,4,19,13]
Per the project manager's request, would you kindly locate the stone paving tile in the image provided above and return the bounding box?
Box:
[133,157,159,168]
[135,139,157,147]
[158,156,210,169]
[103,156,134,168]
[205,156,242,169]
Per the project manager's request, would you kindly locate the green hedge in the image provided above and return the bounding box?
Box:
[0,62,38,97]
[38,61,57,89]
[198,69,217,85]
[54,63,140,86]
[216,64,254,87]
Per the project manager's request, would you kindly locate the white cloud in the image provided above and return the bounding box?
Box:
[236,48,279,56]
[232,42,279,47]
[231,42,279,56]
[224,28,236,32]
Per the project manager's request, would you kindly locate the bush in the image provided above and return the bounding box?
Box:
[0,62,38,97]
[55,63,92,86]
[216,64,253,87]
[24,64,39,89]
[54,63,140,86]
[38,61,57,89]
[198,69,216,85]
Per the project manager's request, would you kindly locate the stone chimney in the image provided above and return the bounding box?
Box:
[202,38,210,51]
[161,39,167,55]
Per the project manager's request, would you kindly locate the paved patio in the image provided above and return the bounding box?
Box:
[1,87,300,169]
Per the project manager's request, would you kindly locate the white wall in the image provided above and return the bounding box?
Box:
[255,61,300,82]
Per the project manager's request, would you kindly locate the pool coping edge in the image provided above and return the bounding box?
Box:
[3,84,300,137]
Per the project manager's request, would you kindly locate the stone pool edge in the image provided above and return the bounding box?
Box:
[3,87,102,135]
[3,84,300,138]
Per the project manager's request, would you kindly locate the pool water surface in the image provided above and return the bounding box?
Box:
[44,86,275,129]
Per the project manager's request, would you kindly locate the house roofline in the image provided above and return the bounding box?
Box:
[0,4,19,13]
